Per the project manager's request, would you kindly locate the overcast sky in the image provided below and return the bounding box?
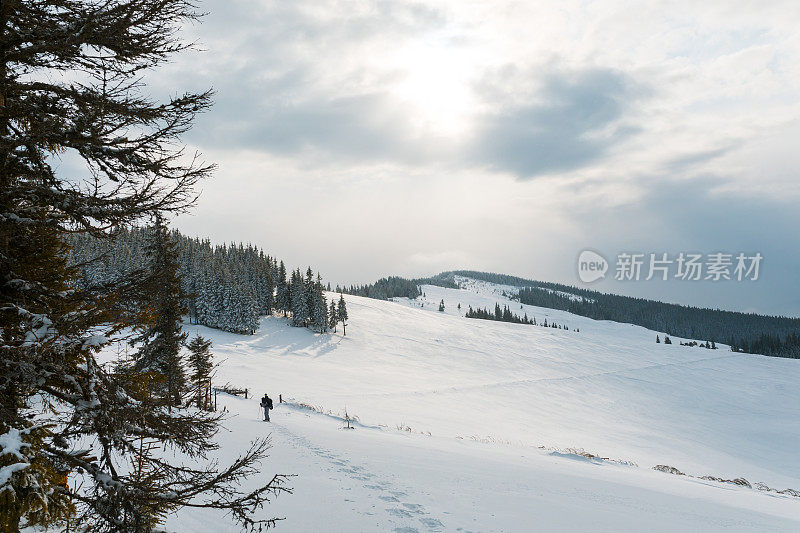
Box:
[155,1,799,316]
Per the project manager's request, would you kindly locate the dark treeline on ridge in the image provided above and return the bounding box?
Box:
[466,304,572,331]
[353,270,800,358]
[339,276,422,299]
[339,275,458,300]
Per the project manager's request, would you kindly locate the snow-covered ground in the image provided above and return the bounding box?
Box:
[161,280,798,531]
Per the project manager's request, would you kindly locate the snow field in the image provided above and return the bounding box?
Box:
[162,278,799,531]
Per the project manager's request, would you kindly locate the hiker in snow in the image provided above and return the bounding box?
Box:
[260,393,273,422]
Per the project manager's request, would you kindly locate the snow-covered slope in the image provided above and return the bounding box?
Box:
[163,279,799,531]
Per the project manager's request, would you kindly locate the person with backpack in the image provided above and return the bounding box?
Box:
[260,393,273,422]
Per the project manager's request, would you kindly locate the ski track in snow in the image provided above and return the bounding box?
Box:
[271,422,446,532]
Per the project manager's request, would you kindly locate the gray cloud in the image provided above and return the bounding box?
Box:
[471,68,644,178]
[194,81,442,161]
[663,146,734,173]
[189,62,647,176]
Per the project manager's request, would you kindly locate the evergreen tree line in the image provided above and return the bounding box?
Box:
[286,267,349,335]
[465,304,573,330]
[731,332,800,358]
[114,216,218,410]
[67,226,345,336]
[418,271,800,359]
[339,275,458,300]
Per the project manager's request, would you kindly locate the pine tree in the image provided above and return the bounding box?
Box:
[276,261,289,317]
[303,267,315,327]
[657,335,661,343]
[0,213,80,529]
[288,269,297,323]
[338,294,349,336]
[186,336,214,410]
[291,269,309,327]
[312,275,328,333]
[131,216,188,406]
[328,299,339,332]
[261,263,275,316]
[228,283,258,334]
[0,2,287,529]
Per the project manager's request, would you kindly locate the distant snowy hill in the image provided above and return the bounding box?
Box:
[407,271,800,358]
[141,277,799,532]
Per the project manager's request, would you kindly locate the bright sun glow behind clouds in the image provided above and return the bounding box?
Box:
[389,37,479,137]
